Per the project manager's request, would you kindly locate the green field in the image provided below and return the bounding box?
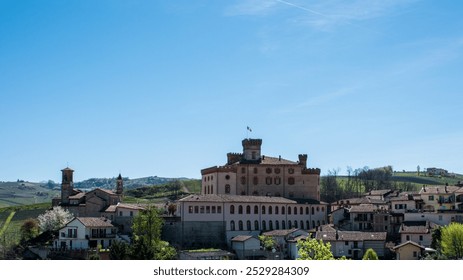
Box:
[0,182,58,208]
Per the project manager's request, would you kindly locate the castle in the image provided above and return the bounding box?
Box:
[201,138,321,201]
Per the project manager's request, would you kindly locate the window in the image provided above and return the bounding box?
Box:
[288,168,294,174]
[294,207,298,215]
[241,177,246,185]
[247,220,251,231]
[218,206,222,214]
[269,220,273,230]
[246,205,251,214]
[212,206,216,214]
[262,205,266,214]
[266,168,272,174]
[252,151,257,159]
[276,220,280,229]
[275,168,281,174]
[288,221,292,228]
[254,205,259,214]
[311,207,315,215]
[241,167,246,174]
[429,195,434,201]
[413,251,417,258]
[200,206,205,213]
[420,235,423,241]
[406,235,410,241]
[130,211,133,217]
[306,221,310,229]
[266,177,272,185]
[225,184,231,194]
[306,207,309,215]
[288,206,292,215]
[225,175,230,180]
[206,206,210,214]
[119,211,123,217]
[288,177,295,185]
[275,206,279,215]
[238,205,243,214]
[300,207,303,215]
[384,216,388,221]
[282,206,285,215]
[300,220,304,229]
[282,220,286,229]
[262,221,267,231]
[230,205,235,214]
[274,177,281,185]
[269,206,273,214]
[188,206,193,213]
[254,220,259,230]
[230,221,235,231]
[239,221,243,231]
[253,168,258,174]
[253,177,258,185]
[195,206,199,213]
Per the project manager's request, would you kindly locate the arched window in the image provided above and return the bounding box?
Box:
[246,205,251,214]
[282,220,286,229]
[311,207,315,215]
[269,206,273,215]
[282,206,285,215]
[300,220,303,229]
[262,205,266,214]
[230,205,235,214]
[317,220,321,226]
[254,167,258,174]
[225,184,231,194]
[288,206,292,215]
[317,206,320,212]
[288,220,292,228]
[275,206,279,215]
[246,220,251,231]
[262,220,267,231]
[294,207,298,215]
[306,207,309,215]
[300,207,303,215]
[230,221,235,231]
[239,220,243,231]
[294,220,298,228]
[312,221,316,228]
[306,221,310,230]
[269,220,273,230]
[275,220,280,230]
[238,205,243,214]
[254,205,259,214]
[254,220,259,230]
[266,177,272,185]
[274,177,281,185]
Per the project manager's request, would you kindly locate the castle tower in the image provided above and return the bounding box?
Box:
[242,138,262,162]
[61,167,74,204]
[116,173,123,195]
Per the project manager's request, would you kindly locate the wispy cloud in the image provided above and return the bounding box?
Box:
[224,0,279,16]
[226,0,419,30]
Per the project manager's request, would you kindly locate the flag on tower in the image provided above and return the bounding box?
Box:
[247,126,252,132]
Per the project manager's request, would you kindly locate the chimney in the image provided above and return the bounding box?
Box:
[279,155,281,161]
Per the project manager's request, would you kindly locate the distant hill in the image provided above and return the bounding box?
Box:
[0,176,198,208]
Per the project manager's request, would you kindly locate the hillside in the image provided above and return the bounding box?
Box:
[0,182,58,208]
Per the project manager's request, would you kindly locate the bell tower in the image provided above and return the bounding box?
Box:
[116,173,123,196]
[61,167,74,204]
[242,138,262,162]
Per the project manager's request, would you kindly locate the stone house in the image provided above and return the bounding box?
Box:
[393,241,425,260]
[230,235,262,259]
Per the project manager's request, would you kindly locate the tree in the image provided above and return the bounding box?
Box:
[109,240,129,260]
[258,235,276,251]
[440,223,463,259]
[20,218,39,243]
[129,206,176,260]
[37,206,74,232]
[297,238,335,260]
[362,248,378,260]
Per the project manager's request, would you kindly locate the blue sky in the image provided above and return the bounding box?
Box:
[1,0,463,182]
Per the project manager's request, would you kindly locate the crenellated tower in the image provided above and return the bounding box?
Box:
[242,138,262,162]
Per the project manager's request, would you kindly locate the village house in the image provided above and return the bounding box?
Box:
[398,221,436,248]
[55,217,117,250]
[393,241,425,260]
[230,235,262,259]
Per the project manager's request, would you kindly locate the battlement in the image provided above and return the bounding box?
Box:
[298,154,308,167]
[302,168,321,175]
[227,153,243,165]
[242,138,262,147]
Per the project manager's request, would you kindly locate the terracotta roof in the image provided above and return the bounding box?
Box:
[393,241,425,250]
[75,217,114,228]
[179,194,297,204]
[262,228,302,237]
[116,203,146,210]
[399,221,437,234]
[420,185,461,195]
[315,230,387,241]
[333,197,386,206]
[260,156,297,165]
[89,188,117,196]
[349,204,378,213]
[104,205,117,212]
[231,235,256,242]
[365,189,392,196]
[69,192,85,199]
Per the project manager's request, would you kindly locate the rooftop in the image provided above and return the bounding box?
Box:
[179,194,297,204]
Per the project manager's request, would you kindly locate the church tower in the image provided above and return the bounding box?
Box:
[61,167,74,204]
[116,173,123,196]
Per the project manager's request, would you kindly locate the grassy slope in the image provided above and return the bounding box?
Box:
[0,182,58,208]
